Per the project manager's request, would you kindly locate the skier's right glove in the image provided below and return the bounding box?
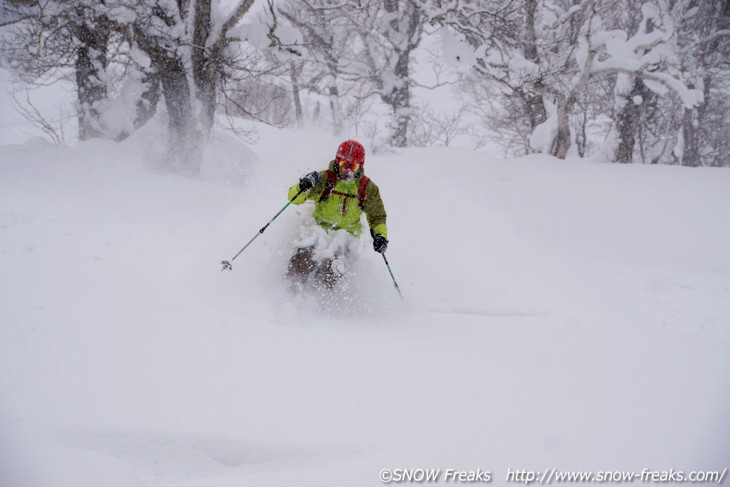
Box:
[299,171,321,191]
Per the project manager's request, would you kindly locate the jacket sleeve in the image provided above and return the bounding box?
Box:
[362,181,388,238]
[287,183,308,204]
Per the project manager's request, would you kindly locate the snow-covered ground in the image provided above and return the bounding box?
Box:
[1,115,729,487]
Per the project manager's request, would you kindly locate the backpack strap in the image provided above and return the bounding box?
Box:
[318,170,337,203]
[358,176,370,208]
[319,171,370,210]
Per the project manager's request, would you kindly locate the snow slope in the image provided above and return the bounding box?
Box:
[1,124,729,487]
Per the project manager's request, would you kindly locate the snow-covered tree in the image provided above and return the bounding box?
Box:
[345,0,425,147]
[0,0,117,140]
[672,0,730,167]
[277,0,427,146]
[129,0,258,175]
[597,0,706,164]
[420,0,702,160]
[419,0,549,154]
[605,0,663,164]
[278,0,351,133]
[0,0,260,175]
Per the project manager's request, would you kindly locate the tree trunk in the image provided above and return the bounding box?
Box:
[680,75,712,167]
[574,105,588,158]
[327,73,341,135]
[134,27,208,175]
[522,0,547,136]
[133,71,162,131]
[290,62,304,127]
[130,0,254,175]
[158,55,202,176]
[387,53,411,148]
[615,78,649,164]
[520,89,547,133]
[73,19,109,141]
[191,0,216,135]
[550,95,571,159]
[322,31,342,134]
[681,106,700,167]
[382,0,420,148]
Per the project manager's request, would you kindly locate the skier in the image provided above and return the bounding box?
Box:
[286,140,388,289]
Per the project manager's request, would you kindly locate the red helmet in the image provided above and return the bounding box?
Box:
[335,140,365,166]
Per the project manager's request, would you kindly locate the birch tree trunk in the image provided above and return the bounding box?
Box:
[551,95,572,159]
[385,51,412,148]
[290,62,304,127]
[522,0,547,134]
[381,0,421,148]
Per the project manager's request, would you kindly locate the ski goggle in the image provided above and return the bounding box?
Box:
[337,158,361,172]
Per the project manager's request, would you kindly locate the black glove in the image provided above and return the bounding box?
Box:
[299,171,320,191]
[373,234,388,253]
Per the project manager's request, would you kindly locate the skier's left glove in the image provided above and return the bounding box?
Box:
[373,234,388,253]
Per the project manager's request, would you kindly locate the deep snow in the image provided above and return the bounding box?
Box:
[1,118,729,486]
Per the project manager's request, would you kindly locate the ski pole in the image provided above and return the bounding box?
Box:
[221,189,304,271]
[381,253,403,300]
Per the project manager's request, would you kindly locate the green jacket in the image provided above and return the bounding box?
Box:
[288,160,388,238]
